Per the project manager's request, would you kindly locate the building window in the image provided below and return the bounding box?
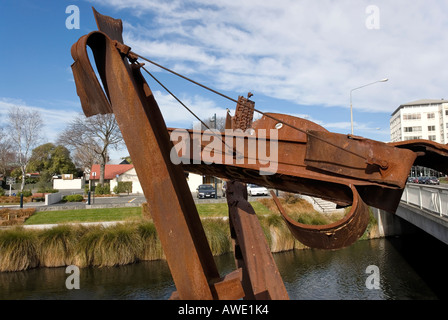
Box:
[445,110,448,116]
[404,126,422,132]
[428,125,436,131]
[403,113,421,120]
[404,136,422,141]
[427,113,435,119]
[429,135,437,141]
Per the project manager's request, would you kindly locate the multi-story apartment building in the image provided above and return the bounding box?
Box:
[390,99,448,177]
[390,99,448,144]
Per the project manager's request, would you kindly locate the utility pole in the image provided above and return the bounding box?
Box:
[213,113,218,199]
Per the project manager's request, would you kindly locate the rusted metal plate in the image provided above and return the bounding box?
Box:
[209,269,245,300]
[251,112,328,143]
[226,181,289,299]
[304,130,417,189]
[389,139,448,175]
[222,96,289,300]
[70,33,113,117]
[170,269,245,300]
[92,7,124,43]
[168,123,413,213]
[271,187,370,250]
[230,96,255,131]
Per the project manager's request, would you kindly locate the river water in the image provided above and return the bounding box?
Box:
[1,232,447,300]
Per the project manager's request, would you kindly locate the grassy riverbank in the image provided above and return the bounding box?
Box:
[0,198,378,272]
[23,207,143,225]
[23,201,273,224]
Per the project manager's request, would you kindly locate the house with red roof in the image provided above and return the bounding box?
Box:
[88,163,224,196]
[89,164,143,194]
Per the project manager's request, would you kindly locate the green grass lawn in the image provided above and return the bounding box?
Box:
[24,202,273,225]
[24,207,143,225]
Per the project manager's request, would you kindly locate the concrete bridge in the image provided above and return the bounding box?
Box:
[374,183,448,245]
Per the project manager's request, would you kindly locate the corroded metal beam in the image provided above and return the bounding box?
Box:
[71,9,244,300]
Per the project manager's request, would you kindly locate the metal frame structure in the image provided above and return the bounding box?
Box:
[70,8,448,300]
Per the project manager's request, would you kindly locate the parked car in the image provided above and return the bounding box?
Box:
[197,184,216,199]
[417,176,429,184]
[407,177,418,183]
[426,176,440,185]
[247,184,268,196]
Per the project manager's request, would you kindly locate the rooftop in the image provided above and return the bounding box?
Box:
[391,99,447,116]
[89,164,134,180]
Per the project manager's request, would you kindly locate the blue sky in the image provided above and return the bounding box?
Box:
[2,0,448,159]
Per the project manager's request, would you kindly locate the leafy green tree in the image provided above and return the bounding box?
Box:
[28,143,77,176]
[28,143,77,190]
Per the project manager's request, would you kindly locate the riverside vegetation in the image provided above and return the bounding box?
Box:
[0,194,379,272]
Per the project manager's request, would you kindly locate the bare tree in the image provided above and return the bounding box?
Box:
[0,127,15,178]
[7,107,44,191]
[71,147,102,174]
[58,113,123,185]
[199,115,227,132]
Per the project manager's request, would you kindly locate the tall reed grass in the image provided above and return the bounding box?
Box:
[0,228,39,272]
[201,218,232,256]
[75,223,144,268]
[137,222,165,261]
[0,200,378,272]
[38,225,78,267]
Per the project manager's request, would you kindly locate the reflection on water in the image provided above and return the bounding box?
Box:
[276,238,438,300]
[0,236,446,300]
[0,258,175,300]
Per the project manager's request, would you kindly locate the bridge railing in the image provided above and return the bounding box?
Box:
[401,183,448,217]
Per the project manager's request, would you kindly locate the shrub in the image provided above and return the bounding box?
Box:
[113,182,132,195]
[62,194,84,202]
[0,208,36,226]
[0,188,4,196]
[282,192,299,204]
[95,183,110,195]
[18,190,32,197]
[84,185,95,194]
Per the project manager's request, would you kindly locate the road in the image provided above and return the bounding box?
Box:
[1,189,272,211]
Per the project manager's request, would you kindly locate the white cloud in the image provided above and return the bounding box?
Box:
[0,97,81,143]
[153,90,228,128]
[88,0,448,117]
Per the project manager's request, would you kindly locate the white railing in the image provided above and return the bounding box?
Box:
[401,183,448,217]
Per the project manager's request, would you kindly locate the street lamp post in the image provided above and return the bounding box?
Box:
[350,78,388,135]
[211,113,218,199]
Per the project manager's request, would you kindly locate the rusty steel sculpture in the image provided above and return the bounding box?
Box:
[71,8,448,300]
